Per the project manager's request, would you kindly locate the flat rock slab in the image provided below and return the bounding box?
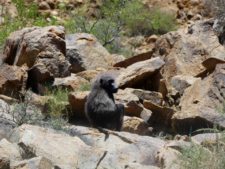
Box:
[9,124,166,169]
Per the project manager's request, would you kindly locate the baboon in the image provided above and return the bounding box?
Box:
[85,73,124,131]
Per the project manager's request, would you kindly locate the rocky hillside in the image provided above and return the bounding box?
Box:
[0,0,225,169]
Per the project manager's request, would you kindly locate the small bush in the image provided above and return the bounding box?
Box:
[46,117,68,130]
[120,0,152,36]
[77,82,91,91]
[176,135,225,169]
[103,0,177,36]
[43,87,70,130]
[0,91,42,126]
[149,8,177,35]
[46,87,69,119]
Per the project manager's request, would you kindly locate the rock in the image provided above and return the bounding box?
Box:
[0,139,22,166]
[65,33,116,73]
[115,89,144,117]
[24,91,50,111]
[156,147,180,169]
[166,140,192,151]
[0,99,11,119]
[76,68,106,82]
[39,1,51,10]
[67,126,165,168]
[0,139,22,169]
[10,124,166,169]
[0,64,27,98]
[144,100,174,130]
[68,91,89,118]
[122,116,152,135]
[111,54,125,65]
[26,62,54,94]
[0,95,18,104]
[3,27,35,64]
[172,64,225,134]
[4,26,66,67]
[202,57,225,71]
[146,35,159,43]
[191,133,222,145]
[154,20,225,92]
[114,50,154,68]
[0,99,16,140]
[53,74,89,91]
[129,88,163,106]
[171,75,200,95]
[3,26,71,94]
[11,157,53,169]
[1,0,18,21]
[10,125,103,169]
[0,157,9,169]
[117,57,165,88]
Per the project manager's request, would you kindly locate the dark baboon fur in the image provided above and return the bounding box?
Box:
[85,73,124,131]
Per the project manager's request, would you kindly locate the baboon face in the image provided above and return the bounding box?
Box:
[100,76,118,93]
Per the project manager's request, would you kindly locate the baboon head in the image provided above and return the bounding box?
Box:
[99,74,118,93]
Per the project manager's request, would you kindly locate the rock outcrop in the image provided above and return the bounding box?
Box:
[172,64,225,133]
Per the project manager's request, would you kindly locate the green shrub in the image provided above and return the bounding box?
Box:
[120,0,152,36]
[77,82,91,91]
[46,87,69,119]
[0,91,42,126]
[69,0,176,55]
[176,135,225,169]
[149,8,177,35]
[102,0,177,36]
[46,117,68,130]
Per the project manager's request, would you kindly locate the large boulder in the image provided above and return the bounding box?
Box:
[9,124,166,169]
[0,64,27,98]
[3,26,71,94]
[172,64,225,134]
[66,33,117,73]
[117,57,165,88]
[4,26,67,68]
